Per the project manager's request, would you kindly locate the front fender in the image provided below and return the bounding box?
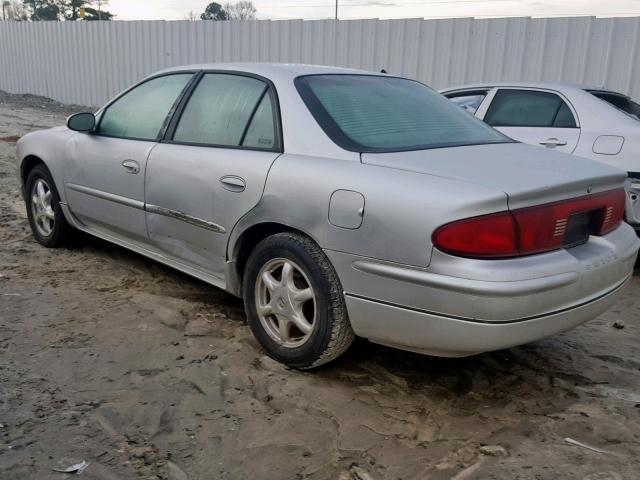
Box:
[16,126,75,203]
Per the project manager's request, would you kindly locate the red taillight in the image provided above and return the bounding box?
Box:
[433,188,625,259]
[432,211,518,258]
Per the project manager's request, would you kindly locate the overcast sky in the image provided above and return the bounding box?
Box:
[105,0,640,21]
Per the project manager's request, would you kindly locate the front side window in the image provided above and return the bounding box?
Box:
[98,74,193,140]
[173,73,275,148]
[484,89,577,128]
[295,75,508,153]
[446,92,487,114]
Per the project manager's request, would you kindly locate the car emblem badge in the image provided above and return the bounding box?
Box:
[587,185,593,194]
[277,297,286,309]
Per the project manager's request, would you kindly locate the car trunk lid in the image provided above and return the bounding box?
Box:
[361,142,626,210]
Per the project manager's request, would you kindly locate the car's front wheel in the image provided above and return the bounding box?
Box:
[25,164,74,248]
[243,232,355,369]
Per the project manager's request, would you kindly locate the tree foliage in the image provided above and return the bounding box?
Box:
[2,0,29,20]
[62,0,91,20]
[200,2,227,20]
[81,5,113,20]
[23,0,59,20]
[20,0,114,21]
[200,1,256,21]
[224,1,256,20]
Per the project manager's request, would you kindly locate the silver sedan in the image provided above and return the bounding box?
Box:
[16,64,639,368]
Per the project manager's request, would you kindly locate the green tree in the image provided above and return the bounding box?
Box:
[81,5,112,20]
[23,0,60,20]
[60,0,81,19]
[200,2,227,20]
[60,0,113,21]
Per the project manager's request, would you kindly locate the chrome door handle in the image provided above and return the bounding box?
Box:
[121,159,140,174]
[539,138,567,147]
[220,175,246,192]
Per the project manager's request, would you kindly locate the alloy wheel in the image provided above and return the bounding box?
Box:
[254,258,317,348]
[31,178,55,237]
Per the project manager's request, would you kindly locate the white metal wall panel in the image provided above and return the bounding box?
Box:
[1,16,639,107]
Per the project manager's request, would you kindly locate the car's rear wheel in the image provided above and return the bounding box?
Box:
[243,232,355,369]
[25,164,74,248]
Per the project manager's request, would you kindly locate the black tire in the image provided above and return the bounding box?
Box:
[243,232,355,369]
[25,164,74,248]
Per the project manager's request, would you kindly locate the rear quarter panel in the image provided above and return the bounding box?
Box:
[559,88,640,172]
[228,153,508,268]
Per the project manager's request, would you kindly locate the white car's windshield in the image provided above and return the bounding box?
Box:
[295,74,511,153]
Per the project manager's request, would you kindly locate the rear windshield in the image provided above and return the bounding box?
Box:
[295,74,510,153]
[588,90,640,121]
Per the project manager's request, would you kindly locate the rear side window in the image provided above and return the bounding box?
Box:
[173,73,274,148]
[446,91,487,114]
[553,102,576,128]
[242,94,276,149]
[296,75,509,153]
[98,74,193,140]
[484,89,577,128]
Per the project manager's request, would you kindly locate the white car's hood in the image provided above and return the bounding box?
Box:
[362,142,627,209]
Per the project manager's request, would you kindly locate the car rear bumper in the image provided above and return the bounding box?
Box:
[343,274,629,356]
[326,223,639,356]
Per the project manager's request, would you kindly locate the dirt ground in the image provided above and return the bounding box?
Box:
[1,91,640,480]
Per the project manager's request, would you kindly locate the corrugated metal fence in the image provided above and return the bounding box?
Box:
[1,16,639,107]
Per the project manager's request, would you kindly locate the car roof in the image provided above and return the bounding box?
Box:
[440,81,623,96]
[154,62,381,80]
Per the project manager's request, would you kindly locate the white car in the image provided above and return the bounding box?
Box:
[440,82,640,227]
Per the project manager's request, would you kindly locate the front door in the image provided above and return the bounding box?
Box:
[145,72,281,278]
[480,88,580,154]
[64,73,194,241]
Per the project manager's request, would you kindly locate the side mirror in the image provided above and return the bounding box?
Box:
[67,112,96,132]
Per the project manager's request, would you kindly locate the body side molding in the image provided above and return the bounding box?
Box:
[66,183,226,234]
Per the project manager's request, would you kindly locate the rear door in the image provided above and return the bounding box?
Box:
[64,73,194,241]
[144,72,281,278]
[480,88,580,154]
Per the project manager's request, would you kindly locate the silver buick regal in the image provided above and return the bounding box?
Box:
[16,63,640,369]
